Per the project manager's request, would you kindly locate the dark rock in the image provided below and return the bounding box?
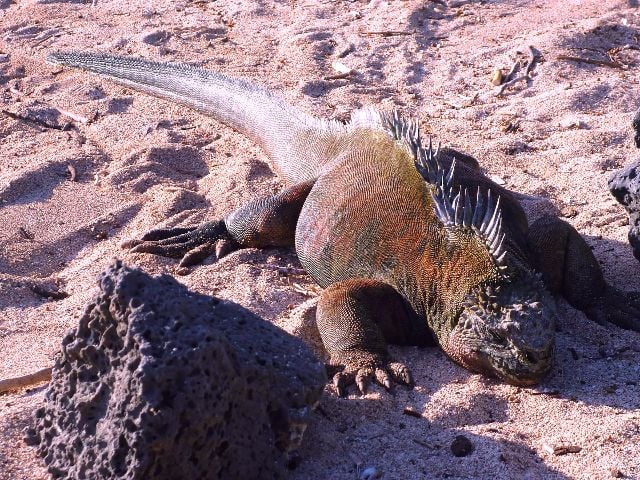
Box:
[608,161,640,261]
[26,261,325,480]
[633,109,640,148]
[141,30,170,46]
[450,434,474,457]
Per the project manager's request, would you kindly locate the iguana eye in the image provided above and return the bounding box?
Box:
[522,351,537,365]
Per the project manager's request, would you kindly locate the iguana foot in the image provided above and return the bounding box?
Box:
[122,220,239,267]
[584,286,640,331]
[528,214,640,331]
[330,355,413,396]
[316,278,422,396]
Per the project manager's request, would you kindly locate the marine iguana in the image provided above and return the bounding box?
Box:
[47,51,640,395]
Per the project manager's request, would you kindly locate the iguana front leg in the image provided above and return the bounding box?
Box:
[527,214,640,330]
[317,278,430,395]
[124,180,315,267]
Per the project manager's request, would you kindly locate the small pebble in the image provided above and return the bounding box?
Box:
[141,30,170,46]
[359,466,382,480]
[403,406,422,418]
[491,68,503,86]
[450,434,474,457]
[176,267,190,276]
[561,206,578,218]
[331,61,352,75]
[610,467,624,478]
[542,442,582,455]
[0,53,10,63]
[559,116,587,130]
[336,43,355,58]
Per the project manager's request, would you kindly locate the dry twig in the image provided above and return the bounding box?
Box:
[0,367,52,394]
[67,164,77,181]
[323,72,352,81]
[497,75,530,95]
[495,45,540,96]
[291,282,320,296]
[56,107,91,124]
[556,54,624,69]
[525,45,539,75]
[1,109,68,131]
[361,30,414,37]
[403,407,423,418]
[261,264,307,276]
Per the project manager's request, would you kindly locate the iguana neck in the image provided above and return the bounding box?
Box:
[394,229,500,343]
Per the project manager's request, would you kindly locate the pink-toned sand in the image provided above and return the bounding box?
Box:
[2,0,640,478]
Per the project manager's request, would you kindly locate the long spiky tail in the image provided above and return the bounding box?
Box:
[47,51,327,182]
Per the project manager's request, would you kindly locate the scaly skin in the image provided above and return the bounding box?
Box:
[48,51,640,395]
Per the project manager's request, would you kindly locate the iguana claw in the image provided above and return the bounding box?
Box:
[331,358,413,396]
[122,220,239,267]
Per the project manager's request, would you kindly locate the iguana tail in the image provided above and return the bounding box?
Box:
[47,51,335,183]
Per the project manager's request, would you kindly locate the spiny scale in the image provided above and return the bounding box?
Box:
[381,109,507,266]
[433,183,507,265]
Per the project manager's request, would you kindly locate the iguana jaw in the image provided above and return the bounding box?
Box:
[443,276,556,385]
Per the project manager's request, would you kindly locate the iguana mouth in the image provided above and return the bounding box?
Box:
[445,277,556,385]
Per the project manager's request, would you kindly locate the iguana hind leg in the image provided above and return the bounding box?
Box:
[124,180,315,267]
[317,278,432,395]
[527,214,640,331]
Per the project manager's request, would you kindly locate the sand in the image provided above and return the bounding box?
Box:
[1,0,640,479]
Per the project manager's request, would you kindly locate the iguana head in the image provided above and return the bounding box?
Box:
[385,114,557,384]
[424,178,556,385]
[409,138,556,385]
[446,272,556,385]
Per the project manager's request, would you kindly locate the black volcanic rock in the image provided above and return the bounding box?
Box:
[26,261,325,480]
[609,161,640,261]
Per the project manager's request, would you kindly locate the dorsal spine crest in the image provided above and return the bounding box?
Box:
[378,109,507,266]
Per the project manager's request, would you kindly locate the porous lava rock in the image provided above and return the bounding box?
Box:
[609,161,640,261]
[25,261,325,480]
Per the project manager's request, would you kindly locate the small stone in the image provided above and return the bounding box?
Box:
[559,116,587,130]
[336,43,355,58]
[450,434,474,457]
[360,466,382,480]
[0,53,9,63]
[141,30,170,46]
[502,140,531,155]
[610,467,624,478]
[331,61,352,75]
[543,442,582,455]
[491,68,503,86]
[175,266,190,276]
[554,445,582,455]
[561,206,578,218]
